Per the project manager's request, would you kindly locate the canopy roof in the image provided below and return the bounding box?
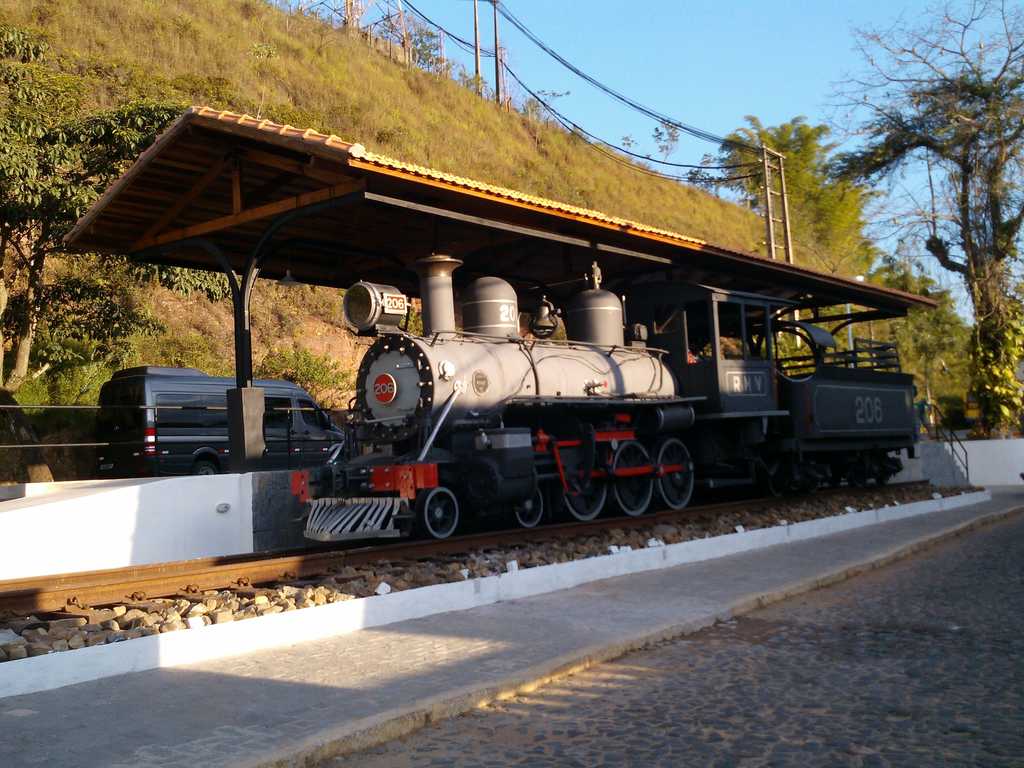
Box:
[65,107,934,315]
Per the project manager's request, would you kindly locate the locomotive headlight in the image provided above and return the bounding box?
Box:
[343,281,409,334]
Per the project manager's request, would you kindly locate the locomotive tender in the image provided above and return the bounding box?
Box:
[295,255,917,541]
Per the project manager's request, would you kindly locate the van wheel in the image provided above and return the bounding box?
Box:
[192,459,218,476]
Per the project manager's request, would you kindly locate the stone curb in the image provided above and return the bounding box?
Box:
[247,501,1024,768]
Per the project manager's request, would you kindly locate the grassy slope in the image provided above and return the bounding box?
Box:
[2,0,764,410]
[3,0,763,249]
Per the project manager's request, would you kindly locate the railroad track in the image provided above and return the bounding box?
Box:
[0,482,929,616]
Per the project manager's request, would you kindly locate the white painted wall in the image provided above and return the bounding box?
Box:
[0,475,253,580]
[961,438,1024,486]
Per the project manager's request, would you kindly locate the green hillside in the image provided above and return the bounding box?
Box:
[1,0,763,250]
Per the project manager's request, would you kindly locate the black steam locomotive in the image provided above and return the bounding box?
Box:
[293,256,916,541]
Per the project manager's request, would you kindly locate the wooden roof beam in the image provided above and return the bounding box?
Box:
[239,148,348,186]
[134,154,230,247]
[132,178,366,251]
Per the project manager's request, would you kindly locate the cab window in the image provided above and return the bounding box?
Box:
[717,302,745,360]
[745,305,769,360]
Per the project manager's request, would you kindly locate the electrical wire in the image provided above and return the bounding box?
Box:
[494,2,761,156]
[403,0,494,56]
[398,1,762,185]
[503,62,757,175]
[502,63,758,185]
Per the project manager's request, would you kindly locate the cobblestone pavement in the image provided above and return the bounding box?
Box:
[330,513,1024,768]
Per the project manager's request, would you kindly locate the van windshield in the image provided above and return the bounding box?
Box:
[97,381,146,438]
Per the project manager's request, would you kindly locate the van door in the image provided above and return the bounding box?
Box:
[154,392,229,475]
[263,395,293,469]
[293,397,333,467]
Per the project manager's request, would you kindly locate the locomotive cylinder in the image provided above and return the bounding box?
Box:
[462,276,519,337]
[566,288,625,347]
[415,254,462,335]
[636,404,696,434]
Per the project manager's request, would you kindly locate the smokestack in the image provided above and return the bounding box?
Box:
[414,254,462,335]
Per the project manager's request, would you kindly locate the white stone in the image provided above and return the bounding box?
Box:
[734,525,745,533]
[845,506,858,514]
[459,569,470,579]
[607,545,620,555]
[0,629,21,645]
[374,582,392,596]
[505,560,519,574]
[778,520,789,526]
[186,616,206,630]
[932,492,943,500]
[646,538,665,548]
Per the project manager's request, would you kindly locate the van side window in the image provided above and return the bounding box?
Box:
[264,396,291,436]
[718,302,745,360]
[155,393,228,430]
[98,382,145,434]
[297,399,321,429]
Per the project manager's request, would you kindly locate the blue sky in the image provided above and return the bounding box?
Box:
[408,1,934,165]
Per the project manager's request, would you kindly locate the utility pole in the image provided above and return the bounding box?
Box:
[493,0,501,105]
[473,0,482,95]
[439,29,445,75]
[396,0,410,66]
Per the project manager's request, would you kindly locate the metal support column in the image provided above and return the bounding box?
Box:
[151,190,365,473]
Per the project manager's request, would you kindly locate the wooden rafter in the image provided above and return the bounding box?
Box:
[239,148,347,185]
[134,154,229,246]
[132,178,367,251]
[231,160,243,215]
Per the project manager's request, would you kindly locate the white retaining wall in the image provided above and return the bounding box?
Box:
[961,438,1024,486]
[0,489,991,699]
[0,475,253,580]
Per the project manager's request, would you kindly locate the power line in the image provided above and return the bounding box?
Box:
[502,62,757,180]
[403,0,494,56]
[398,2,761,187]
[494,1,761,156]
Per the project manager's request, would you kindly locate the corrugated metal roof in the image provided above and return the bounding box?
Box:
[188,107,707,247]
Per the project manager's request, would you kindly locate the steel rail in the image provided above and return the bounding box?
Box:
[0,482,928,615]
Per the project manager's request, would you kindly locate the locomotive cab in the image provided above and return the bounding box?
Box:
[629,285,780,416]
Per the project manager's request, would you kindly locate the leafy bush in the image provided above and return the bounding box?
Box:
[130,263,231,301]
[257,347,352,409]
[131,331,233,377]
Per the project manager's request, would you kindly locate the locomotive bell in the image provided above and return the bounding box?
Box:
[343,281,409,334]
[462,276,519,337]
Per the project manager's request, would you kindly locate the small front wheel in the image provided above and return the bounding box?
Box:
[513,486,545,529]
[416,486,460,539]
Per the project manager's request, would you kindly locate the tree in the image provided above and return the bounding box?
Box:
[652,120,680,161]
[834,2,1024,434]
[874,249,972,407]
[718,116,877,276]
[0,23,180,392]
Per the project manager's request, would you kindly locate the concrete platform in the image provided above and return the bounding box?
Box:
[2,488,1021,768]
